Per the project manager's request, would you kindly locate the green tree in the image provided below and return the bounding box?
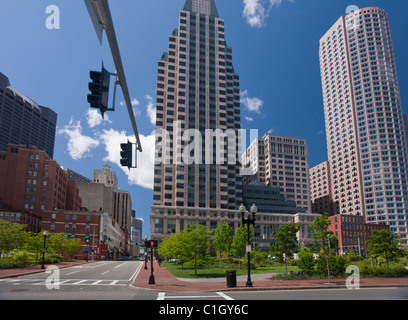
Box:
[271,223,300,273]
[22,232,45,263]
[158,231,188,267]
[231,223,253,259]
[0,221,26,255]
[64,237,83,259]
[212,220,233,264]
[310,213,336,283]
[297,247,315,273]
[186,224,212,275]
[367,229,405,267]
[158,224,212,275]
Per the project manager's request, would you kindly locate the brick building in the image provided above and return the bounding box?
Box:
[328,213,389,257]
[0,209,41,233]
[0,144,82,218]
[41,209,128,260]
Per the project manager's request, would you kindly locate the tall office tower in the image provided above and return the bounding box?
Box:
[319,7,408,243]
[150,0,242,239]
[310,161,338,216]
[0,72,57,158]
[242,133,311,212]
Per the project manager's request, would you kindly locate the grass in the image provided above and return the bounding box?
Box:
[162,261,300,279]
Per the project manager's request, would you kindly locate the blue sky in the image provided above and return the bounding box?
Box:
[1,0,407,237]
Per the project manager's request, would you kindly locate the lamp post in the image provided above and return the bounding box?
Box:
[239,203,257,287]
[41,231,47,269]
[144,235,148,270]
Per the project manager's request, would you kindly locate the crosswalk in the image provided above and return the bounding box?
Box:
[0,278,129,286]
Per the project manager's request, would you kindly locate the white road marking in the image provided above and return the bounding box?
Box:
[157,291,234,300]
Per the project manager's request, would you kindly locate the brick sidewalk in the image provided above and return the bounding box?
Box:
[131,261,408,292]
[0,260,88,278]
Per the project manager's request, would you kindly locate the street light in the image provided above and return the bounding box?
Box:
[41,231,47,269]
[144,235,148,270]
[239,203,257,287]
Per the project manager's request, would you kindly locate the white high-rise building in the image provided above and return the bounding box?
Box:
[319,7,408,243]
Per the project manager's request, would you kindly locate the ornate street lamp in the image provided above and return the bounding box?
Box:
[239,203,257,287]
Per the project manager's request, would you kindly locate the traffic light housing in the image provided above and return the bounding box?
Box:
[120,140,135,169]
[87,65,111,118]
[145,239,158,248]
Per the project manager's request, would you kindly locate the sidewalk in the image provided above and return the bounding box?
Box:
[0,260,88,279]
[131,261,408,292]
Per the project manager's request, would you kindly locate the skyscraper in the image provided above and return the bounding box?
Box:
[319,7,408,243]
[150,0,242,239]
[241,133,311,212]
[0,72,57,158]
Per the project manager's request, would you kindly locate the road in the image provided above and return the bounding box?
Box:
[0,261,407,301]
[0,260,155,300]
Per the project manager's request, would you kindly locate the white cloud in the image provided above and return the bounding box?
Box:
[242,0,269,28]
[57,118,100,160]
[131,98,139,107]
[86,109,112,128]
[99,128,155,190]
[240,90,263,113]
[245,116,254,122]
[242,0,293,28]
[146,95,156,125]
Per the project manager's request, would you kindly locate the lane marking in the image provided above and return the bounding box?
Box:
[128,262,143,282]
[216,292,235,300]
[157,291,234,300]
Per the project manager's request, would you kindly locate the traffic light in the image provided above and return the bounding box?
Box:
[145,240,158,248]
[87,64,111,118]
[120,140,133,169]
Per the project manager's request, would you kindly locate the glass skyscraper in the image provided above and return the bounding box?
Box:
[0,72,57,159]
[150,0,243,239]
[319,7,408,243]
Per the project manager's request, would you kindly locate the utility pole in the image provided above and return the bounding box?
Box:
[85,0,142,152]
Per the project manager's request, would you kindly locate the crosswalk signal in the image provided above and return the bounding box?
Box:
[87,64,113,118]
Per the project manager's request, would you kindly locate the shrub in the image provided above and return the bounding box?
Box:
[316,253,347,277]
[7,250,34,267]
[356,261,408,277]
[297,248,315,273]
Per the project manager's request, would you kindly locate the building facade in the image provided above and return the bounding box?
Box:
[151,0,243,239]
[0,144,81,217]
[319,7,408,243]
[0,72,57,158]
[327,213,389,257]
[242,134,311,212]
[0,210,41,233]
[41,209,128,260]
[310,161,339,215]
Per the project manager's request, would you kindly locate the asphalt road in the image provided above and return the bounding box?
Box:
[0,261,407,302]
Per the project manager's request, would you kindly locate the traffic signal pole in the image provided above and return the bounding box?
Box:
[149,244,155,285]
[85,0,142,152]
